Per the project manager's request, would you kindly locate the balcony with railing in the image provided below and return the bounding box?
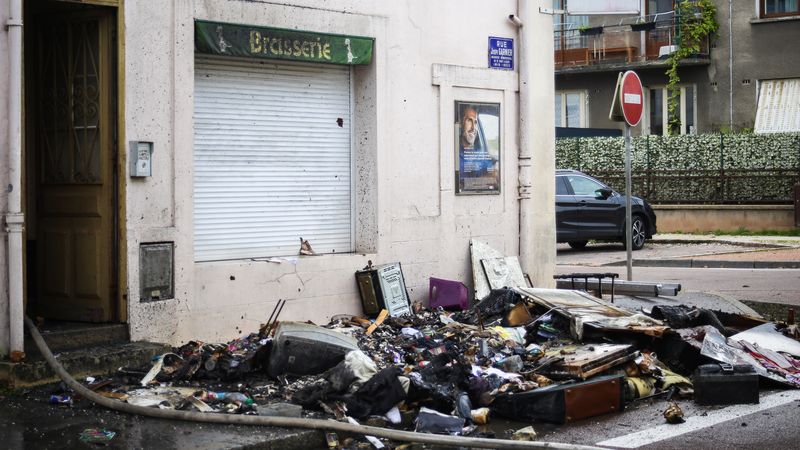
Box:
[554,12,710,73]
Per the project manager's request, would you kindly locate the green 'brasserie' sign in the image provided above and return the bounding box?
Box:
[195,20,373,65]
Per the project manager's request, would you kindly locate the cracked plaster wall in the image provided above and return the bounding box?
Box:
[119,0,554,346]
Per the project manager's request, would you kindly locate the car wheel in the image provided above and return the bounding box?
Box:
[629,215,647,250]
[568,240,588,249]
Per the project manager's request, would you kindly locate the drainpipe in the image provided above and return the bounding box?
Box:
[515,0,556,288]
[6,0,25,361]
[728,0,733,130]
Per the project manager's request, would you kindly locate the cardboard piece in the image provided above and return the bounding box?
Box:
[470,239,505,301]
[481,256,529,291]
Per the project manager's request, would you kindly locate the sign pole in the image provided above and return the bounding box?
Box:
[624,124,633,281]
[611,70,641,281]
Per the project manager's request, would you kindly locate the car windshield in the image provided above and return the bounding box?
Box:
[566,175,605,196]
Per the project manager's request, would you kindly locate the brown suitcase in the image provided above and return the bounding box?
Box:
[491,374,624,424]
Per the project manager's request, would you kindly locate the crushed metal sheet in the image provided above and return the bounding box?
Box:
[730,323,800,358]
[514,287,668,340]
[675,325,719,350]
[700,327,798,387]
[481,256,529,291]
[469,239,505,301]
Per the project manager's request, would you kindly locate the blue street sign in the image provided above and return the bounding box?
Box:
[488,37,514,70]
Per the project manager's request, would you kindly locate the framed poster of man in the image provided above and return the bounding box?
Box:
[454,101,501,194]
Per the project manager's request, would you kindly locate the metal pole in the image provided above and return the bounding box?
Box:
[624,125,633,281]
[516,1,535,289]
[729,0,734,130]
[7,0,25,360]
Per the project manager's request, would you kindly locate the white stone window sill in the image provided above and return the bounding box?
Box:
[750,15,800,24]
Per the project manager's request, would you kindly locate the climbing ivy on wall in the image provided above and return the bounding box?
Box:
[666,0,719,134]
[556,134,800,204]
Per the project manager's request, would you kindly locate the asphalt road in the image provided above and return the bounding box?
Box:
[558,264,800,306]
[533,389,800,450]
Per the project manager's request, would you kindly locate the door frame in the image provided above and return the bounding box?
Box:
[115,0,127,323]
[23,0,127,322]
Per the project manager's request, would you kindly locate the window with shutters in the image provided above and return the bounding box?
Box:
[193,57,354,261]
[755,78,800,133]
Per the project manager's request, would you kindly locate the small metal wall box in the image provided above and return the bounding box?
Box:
[140,242,174,301]
[129,141,153,177]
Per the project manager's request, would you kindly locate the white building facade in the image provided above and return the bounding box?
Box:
[0,0,555,356]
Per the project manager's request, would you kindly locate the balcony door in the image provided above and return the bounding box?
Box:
[646,85,695,135]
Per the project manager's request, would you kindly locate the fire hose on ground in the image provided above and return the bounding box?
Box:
[25,316,603,450]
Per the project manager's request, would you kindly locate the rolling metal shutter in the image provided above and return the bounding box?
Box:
[755,79,800,133]
[194,56,353,261]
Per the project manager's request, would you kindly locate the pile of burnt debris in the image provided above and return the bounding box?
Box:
[50,241,800,448]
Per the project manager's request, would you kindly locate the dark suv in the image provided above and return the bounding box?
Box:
[556,169,657,250]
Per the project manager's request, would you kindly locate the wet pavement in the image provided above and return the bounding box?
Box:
[0,386,323,450]
[5,382,799,449]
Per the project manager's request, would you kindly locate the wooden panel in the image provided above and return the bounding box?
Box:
[555,48,590,67]
[549,344,636,379]
[42,195,101,216]
[42,230,71,297]
[74,230,101,298]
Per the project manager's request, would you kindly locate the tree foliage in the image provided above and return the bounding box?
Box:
[666,0,718,134]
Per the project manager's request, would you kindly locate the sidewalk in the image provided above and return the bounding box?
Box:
[557,233,800,268]
[646,233,800,268]
[653,233,800,248]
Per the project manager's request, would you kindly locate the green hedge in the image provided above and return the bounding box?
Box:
[556,133,800,204]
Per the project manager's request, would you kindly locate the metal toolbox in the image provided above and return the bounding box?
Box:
[693,363,759,405]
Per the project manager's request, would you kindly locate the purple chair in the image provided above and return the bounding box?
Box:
[428,277,469,311]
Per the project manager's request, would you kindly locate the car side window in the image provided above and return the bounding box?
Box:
[555,176,569,195]
[566,175,604,196]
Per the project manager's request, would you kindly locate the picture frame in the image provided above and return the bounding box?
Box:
[454,101,501,195]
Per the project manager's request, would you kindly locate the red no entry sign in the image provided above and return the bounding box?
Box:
[620,71,643,127]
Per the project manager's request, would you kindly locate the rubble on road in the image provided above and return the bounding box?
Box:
[49,242,800,448]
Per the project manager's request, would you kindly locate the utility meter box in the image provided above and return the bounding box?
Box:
[140,242,174,301]
[130,141,153,177]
